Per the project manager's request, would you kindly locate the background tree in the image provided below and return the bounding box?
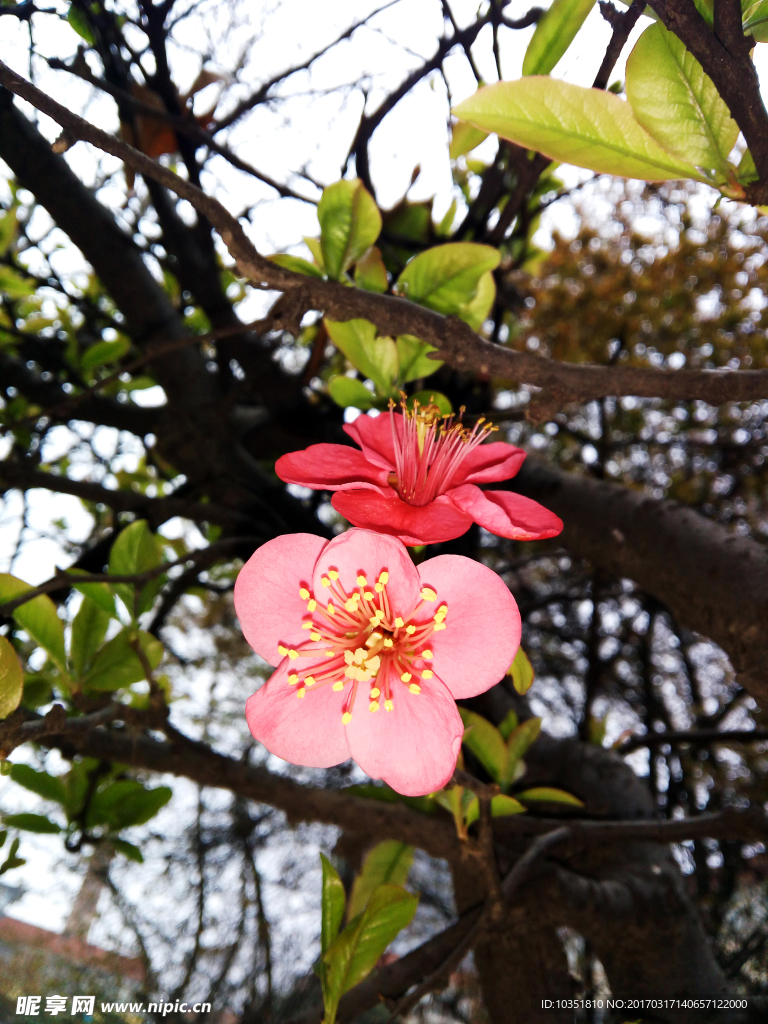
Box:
[1,1,768,1021]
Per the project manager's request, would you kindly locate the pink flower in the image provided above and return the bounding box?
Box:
[276,404,563,545]
[235,528,521,796]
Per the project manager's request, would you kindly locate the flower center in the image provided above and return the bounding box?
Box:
[276,571,448,722]
[388,399,496,506]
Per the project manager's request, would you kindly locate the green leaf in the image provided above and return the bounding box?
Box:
[303,236,326,272]
[0,836,25,876]
[406,390,453,415]
[737,147,759,186]
[396,243,500,320]
[3,812,61,834]
[354,247,389,293]
[508,646,535,695]
[327,375,376,410]
[111,838,144,863]
[0,574,67,673]
[70,597,111,679]
[341,782,435,815]
[318,179,382,281]
[459,268,496,331]
[515,786,584,807]
[498,709,519,741]
[742,0,768,42]
[523,0,597,77]
[0,266,36,299]
[108,520,161,618]
[0,208,19,257]
[68,575,117,617]
[459,708,507,782]
[82,628,163,692]
[625,24,738,182]
[453,79,711,184]
[322,885,418,1024]
[9,764,67,805]
[396,335,443,383]
[348,841,414,920]
[449,121,489,159]
[465,792,527,827]
[325,319,398,396]
[0,636,23,721]
[320,853,346,956]
[88,781,172,830]
[505,717,542,783]
[67,5,96,44]
[269,253,325,278]
[80,337,131,375]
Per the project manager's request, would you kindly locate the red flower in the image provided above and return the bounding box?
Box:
[276,404,563,545]
[235,528,521,796]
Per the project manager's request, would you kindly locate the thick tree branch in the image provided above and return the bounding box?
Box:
[618,727,768,753]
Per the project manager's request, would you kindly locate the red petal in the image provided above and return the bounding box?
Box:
[276,444,389,491]
[312,528,420,614]
[332,489,473,545]
[448,484,564,540]
[458,442,526,485]
[343,412,401,471]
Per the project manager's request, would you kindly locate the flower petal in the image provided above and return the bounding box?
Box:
[313,528,420,613]
[345,667,463,796]
[234,533,327,664]
[448,484,564,540]
[417,553,521,699]
[343,412,400,470]
[332,489,473,545]
[246,659,351,768]
[457,442,527,485]
[275,444,389,492]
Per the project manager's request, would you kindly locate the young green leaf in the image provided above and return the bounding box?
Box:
[108,520,161,618]
[322,884,418,1024]
[318,179,382,281]
[453,79,711,184]
[396,243,500,320]
[0,636,23,721]
[325,318,398,396]
[68,574,117,617]
[268,253,325,278]
[327,375,376,410]
[449,121,488,159]
[0,574,67,673]
[0,836,26,876]
[406,390,453,415]
[498,708,519,741]
[70,598,111,679]
[459,708,507,782]
[9,764,68,805]
[515,787,585,807]
[347,841,414,920]
[508,646,535,695]
[505,717,542,783]
[67,6,96,44]
[741,0,768,42]
[396,335,443,383]
[459,268,496,331]
[110,838,144,863]
[523,0,597,77]
[80,336,131,375]
[625,24,738,182]
[354,246,389,293]
[87,781,172,830]
[82,628,163,692]
[3,813,61,834]
[464,792,527,827]
[320,853,346,956]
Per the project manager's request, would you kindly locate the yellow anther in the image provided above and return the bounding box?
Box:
[328,570,339,580]
[299,587,310,600]
[434,611,446,623]
[379,572,389,585]
[296,688,306,699]
[345,666,356,679]
[344,650,355,665]
[305,676,315,687]
[366,655,381,673]
[356,574,367,586]
[394,617,404,628]
[369,700,380,713]
[332,681,344,691]
[422,648,433,659]
[433,622,446,631]
[401,672,412,682]
[364,591,374,601]
[354,647,366,664]
[422,669,433,679]
[369,616,380,625]
[288,673,299,685]
[421,587,437,601]
[321,576,331,588]
[288,649,299,659]
[310,632,321,641]
[383,638,394,647]
[278,645,288,656]
[307,599,317,612]
[326,649,335,657]
[437,605,448,616]
[342,712,352,725]
[405,625,416,635]
[366,632,382,646]
[327,602,335,614]
[302,621,313,629]
[375,582,384,592]
[370,687,381,698]
[385,699,394,712]
[409,683,421,694]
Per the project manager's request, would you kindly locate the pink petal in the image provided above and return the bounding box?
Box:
[458,442,527,485]
[234,533,327,664]
[313,528,420,613]
[332,489,473,546]
[343,412,401,471]
[246,659,351,768]
[345,666,463,796]
[448,484,564,541]
[416,553,521,699]
[275,445,389,492]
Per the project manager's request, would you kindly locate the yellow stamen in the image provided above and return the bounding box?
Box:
[356,574,367,586]
[369,700,380,713]
[307,599,317,612]
[385,699,394,711]
[301,621,312,629]
[345,598,359,611]
[321,576,331,588]
[288,673,298,685]
[366,655,381,673]
[354,648,366,664]
[383,638,394,647]
[278,645,288,656]
[327,602,335,614]
[421,587,437,601]
[364,591,374,601]
[370,687,381,698]
[434,622,446,631]
[342,712,352,724]
[305,676,315,687]
[296,688,306,699]
[326,650,335,657]
[299,587,310,600]
[344,650,355,665]
[422,669,433,679]
[379,572,389,585]
[394,617,404,628]
[401,672,412,682]
[333,681,344,691]
[405,625,416,635]
[288,649,299,659]
[422,649,433,659]
[409,683,421,694]
[366,632,382,647]
[375,582,384,593]
[310,632,321,641]
[328,570,339,580]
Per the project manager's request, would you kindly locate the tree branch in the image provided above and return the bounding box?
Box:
[617,727,768,753]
